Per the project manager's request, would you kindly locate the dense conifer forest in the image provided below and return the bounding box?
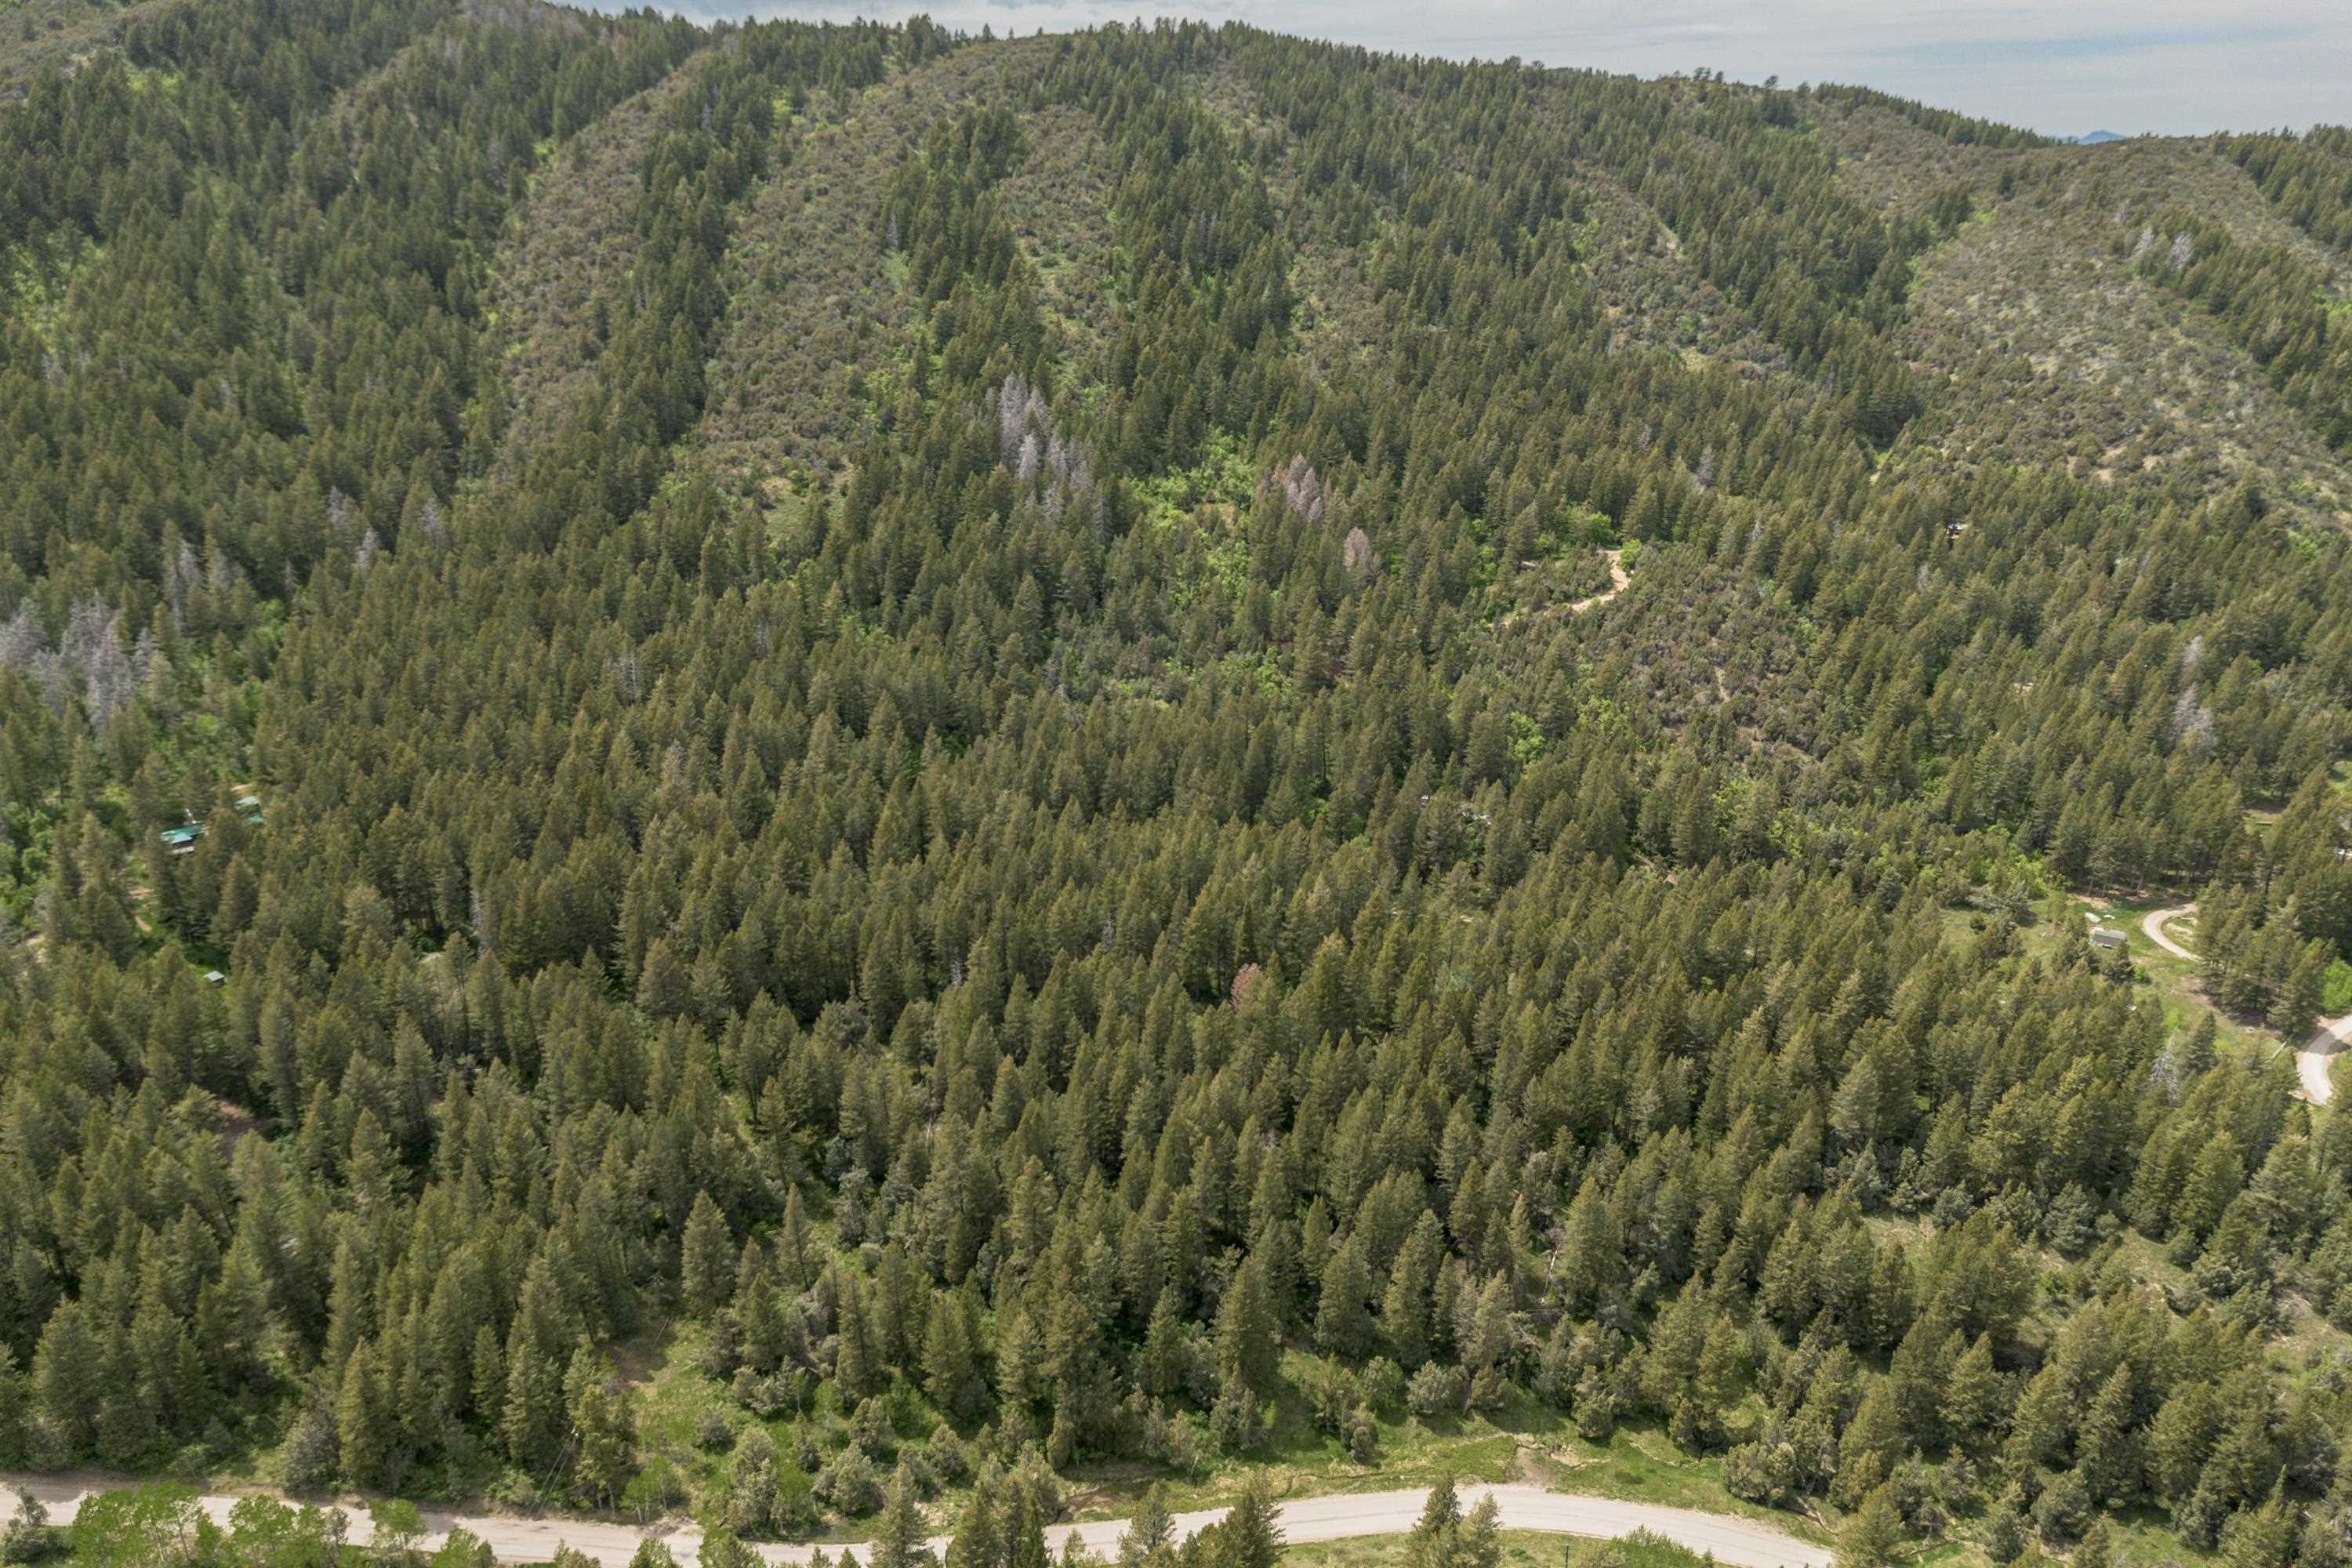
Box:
[5,2,2352,1566]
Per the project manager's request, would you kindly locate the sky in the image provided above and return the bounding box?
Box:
[641,0,2350,137]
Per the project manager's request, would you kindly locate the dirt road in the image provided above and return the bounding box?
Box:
[1566,549,1630,615]
[2136,902,2347,1104]
[0,1476,1833,1568]
[2141,903,2200,960]
[2303,1014,2352,1104]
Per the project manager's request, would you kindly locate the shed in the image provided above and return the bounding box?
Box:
[2089,927,2126,951]
[159,823,201,853]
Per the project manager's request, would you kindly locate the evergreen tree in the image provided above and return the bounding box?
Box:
[567,1348,636,1508]
[1215,1258,1280,1396]
[1838,1483,1906,1568]
[874,1461,935,1568]
[681,1193,736,1316]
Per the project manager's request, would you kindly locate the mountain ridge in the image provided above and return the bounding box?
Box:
[5,9,2352,1568]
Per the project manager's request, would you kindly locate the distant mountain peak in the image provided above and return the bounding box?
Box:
[2075,129,2124,143]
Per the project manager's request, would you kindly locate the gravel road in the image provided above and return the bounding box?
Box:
[0,1476,1833,1568]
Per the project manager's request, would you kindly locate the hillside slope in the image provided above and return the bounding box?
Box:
[6,9,2352,1568]
[1809,105,2352,521]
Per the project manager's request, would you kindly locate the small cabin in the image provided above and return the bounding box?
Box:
[2089,927,2127,952]
[157,794,263,853]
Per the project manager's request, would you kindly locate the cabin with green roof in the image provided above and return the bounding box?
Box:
[158,792,262,853]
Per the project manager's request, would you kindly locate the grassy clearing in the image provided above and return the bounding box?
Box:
[2098,1507,2223,1568]
[633,1321,752,1507]
[1531,1431,1791,1529]
[1284,1529,1711,1568]
[2038,884,2352,1140]
[2063,893,2282,1076]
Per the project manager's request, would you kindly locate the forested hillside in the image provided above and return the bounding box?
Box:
[5,5,2352,1567]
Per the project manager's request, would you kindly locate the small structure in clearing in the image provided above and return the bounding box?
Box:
[156,793,263,854]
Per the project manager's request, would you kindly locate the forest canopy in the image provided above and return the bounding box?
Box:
[5,5,2352,1568]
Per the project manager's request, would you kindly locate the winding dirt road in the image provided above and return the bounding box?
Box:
[0,1476,1832,1568]
[2137,902,2347,1103]
[1565,549,1630,615]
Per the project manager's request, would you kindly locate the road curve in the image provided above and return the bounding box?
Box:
[2135,902,2348,1105]
[1565,549,1631,615]
[2303,1014,2352,1104]
[2141,904,2199,961]
[0,1476,1833,1568]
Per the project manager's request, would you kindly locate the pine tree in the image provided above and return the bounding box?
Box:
[2147,1385,2223,1504]
[2002,1363,2071,1480]
[1007,1482,1051,1568]
[699,1531,765,1568]
[1381,1215,1443,1369]
[1941,1332,2001,1444]
[835,1275,881,1403]
[681,1192,735,1316]
[503,1334,564,1472]
[1315,1236,1377,1360]
[1215,1257,1279,1396]
[1119,1485,1175,1567]
[336,1343,387,1486]
[31,1302,102,1457]
[1834,1381,1904,1507]
[567,1348,635,1507]
[873,1461,935,1568]
[1139,1288,1189,1397]
[1837,1483,1905,1568]
[2077,1362,2137,1505]
[471,1324,507,1426]
[0,1349,25,1468]
[1555,1178,1623,1316]
[1404,1476,1461,1568]
[924,1290,984,1420]
[1207,1479,1283,1568]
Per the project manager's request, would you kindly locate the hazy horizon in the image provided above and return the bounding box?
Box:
[637,0,2349,139]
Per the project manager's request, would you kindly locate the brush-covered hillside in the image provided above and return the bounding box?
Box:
[6,3,2352,1566]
